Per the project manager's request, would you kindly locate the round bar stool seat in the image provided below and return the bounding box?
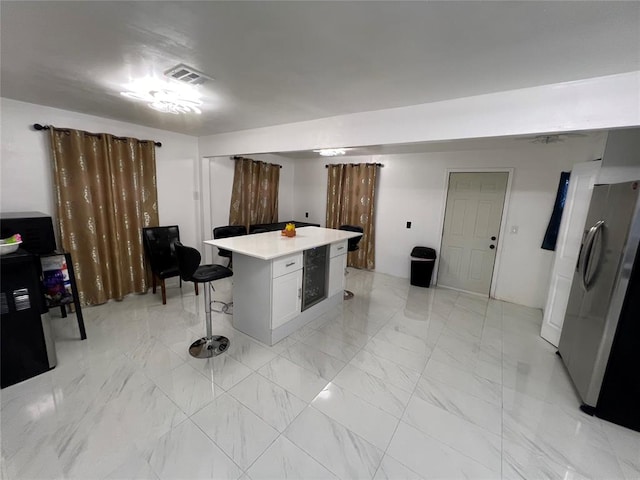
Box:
[175,242,233,359]
[213,225,247,269]
[192,264,232,283]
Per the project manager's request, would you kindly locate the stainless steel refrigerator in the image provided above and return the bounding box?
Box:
[558,181,640,431]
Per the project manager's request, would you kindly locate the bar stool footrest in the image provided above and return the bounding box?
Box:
[189,335,230,358]
[210,300,230,314]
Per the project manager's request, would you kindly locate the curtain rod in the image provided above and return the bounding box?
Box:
[325,163,384,168]
[33,124,162,147]
[230,155,282,168]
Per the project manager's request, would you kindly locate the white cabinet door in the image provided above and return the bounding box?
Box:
[272,269,302,329]
[541,160,602,347]
[328,254,347,298]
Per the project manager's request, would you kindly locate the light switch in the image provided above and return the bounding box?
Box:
[510,225,519,234]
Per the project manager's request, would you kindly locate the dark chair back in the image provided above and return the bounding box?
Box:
[213,225,247,258]
[339,225,364,252]
[142,226,181,277]
[174,242,202,282]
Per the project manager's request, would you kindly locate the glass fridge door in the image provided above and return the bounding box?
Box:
[302,246,328,311]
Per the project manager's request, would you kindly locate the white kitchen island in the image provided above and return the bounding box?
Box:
[205,226,361,345]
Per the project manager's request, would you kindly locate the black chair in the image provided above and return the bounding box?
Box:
[213,225,247,268]
[142,226,197,305]
[338,225,364,299]
[175,242,233,359]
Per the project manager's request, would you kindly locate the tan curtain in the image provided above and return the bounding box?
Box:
[49,128,159,305]
[229,157,280,229]
[326,163,378,269]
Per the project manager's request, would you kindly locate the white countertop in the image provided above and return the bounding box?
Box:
[204,226,362,260]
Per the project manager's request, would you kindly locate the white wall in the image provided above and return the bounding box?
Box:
[202,153,295,264]
[292,135,607,308]
[0,98,201,248]
[198,72,639,158]
[597,128,640,183]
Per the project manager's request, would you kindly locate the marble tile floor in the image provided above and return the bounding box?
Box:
[2,269,639,479]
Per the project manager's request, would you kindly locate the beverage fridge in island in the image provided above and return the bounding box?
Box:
[302,245,328,311]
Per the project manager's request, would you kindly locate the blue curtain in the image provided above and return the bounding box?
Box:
[542,171,571,251]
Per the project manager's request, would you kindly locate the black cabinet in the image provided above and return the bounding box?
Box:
[1,250,57,388]
[0,212,86,340]
[0,211,57,254]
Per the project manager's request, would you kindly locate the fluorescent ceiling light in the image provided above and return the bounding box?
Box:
[314,148,348,157]
[120,77,203,115]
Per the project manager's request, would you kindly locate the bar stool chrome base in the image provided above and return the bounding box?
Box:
[344,289,354,300]
[191,280,231,359]
[189,335,230,359]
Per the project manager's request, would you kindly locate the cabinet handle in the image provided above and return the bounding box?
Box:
[337,246,344,251]
[286,262,295,267]
[298,287,302,299]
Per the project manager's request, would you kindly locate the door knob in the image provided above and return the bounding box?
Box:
[491,236,496,241]
[490,245,495,249]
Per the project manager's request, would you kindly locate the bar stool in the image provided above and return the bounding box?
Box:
[212,225,247,269]
[338,225,364,299]
[175,242,233,359]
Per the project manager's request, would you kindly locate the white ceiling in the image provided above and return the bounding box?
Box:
[1,1,639,137]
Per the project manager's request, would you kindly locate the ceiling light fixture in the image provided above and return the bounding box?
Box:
[120,77,203,115]
[314,148,348,157]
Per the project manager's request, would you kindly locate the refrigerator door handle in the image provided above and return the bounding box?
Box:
[579,227,596,290]
[580,220,605,292]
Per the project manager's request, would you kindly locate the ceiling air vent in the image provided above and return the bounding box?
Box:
[164,64,212,85]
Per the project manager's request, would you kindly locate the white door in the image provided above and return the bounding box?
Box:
[438,172,508,295]
[541,160,602,347]
[272,270,302,329]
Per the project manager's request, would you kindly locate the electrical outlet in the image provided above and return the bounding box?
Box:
[406,221,412,228]
[305,212,309,218]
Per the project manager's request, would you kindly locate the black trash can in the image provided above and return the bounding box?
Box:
[410,247,437,287]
